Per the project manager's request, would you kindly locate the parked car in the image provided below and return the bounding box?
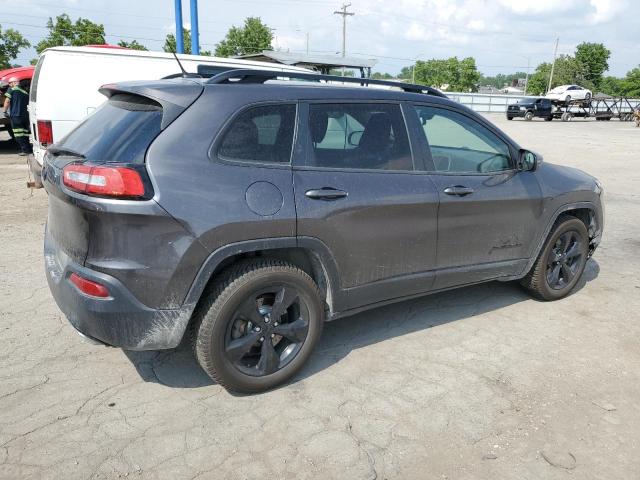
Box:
[43,70,604,393]
[546,85,592,103]
[507,97,554,121]
[27,46,311,186]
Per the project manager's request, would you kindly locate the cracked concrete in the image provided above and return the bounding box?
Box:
[1,116,640,479]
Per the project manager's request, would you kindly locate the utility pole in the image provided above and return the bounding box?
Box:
[524,57,530,95]
[547,37,559,94]
[306,32,310,55]
[334,3,354,75]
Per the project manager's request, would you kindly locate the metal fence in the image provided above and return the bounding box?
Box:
[446,92,640,113]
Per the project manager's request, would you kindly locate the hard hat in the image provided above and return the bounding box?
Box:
[8,77,19,83]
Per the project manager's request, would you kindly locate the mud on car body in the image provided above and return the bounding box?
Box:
[43,70,604,393]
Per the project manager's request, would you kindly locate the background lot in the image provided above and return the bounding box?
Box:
[1,115,639,480]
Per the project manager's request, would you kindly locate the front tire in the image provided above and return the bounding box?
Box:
[521,216,589,301]
[193,259,324,393]
[524,111,534,121]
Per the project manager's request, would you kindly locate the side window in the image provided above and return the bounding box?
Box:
[218,104,296,163]
[413,105,512,174]
[307,103,413,171]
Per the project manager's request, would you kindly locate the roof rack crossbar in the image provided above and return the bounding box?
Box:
[205,69,447,98]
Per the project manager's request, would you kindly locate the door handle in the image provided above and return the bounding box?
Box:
[305,188,348,200]
[443,185,474,196]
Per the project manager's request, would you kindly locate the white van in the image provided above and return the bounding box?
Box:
[28,46,310,173]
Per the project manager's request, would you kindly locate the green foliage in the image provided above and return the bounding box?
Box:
[118,40,147,51]
[413,56,480,92]
[163,28,211,56]
[526,56,588,95]
[620,66,640,97]
[575,42,610,89]
[0,25,30,69]
[479,72,527,89]
[399,66,412,80]
[35,14,106,53]
[599,76,624,96]
[214,17,273,57]
[371,72,394,80]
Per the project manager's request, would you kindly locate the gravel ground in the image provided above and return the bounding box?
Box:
[1,115,639,480]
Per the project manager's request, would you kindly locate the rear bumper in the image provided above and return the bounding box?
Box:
[44,225,194,350]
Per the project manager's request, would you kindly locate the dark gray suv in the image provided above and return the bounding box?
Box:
[43,70,604,393]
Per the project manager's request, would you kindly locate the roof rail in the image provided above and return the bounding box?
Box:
[205,69,448,98]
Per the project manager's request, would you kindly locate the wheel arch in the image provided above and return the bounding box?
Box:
[182,237,341,326]
[519,202,599,278]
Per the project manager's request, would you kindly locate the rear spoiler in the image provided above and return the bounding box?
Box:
[99,78,203,129]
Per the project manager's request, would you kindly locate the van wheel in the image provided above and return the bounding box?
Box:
[193,259,324,394]
[524,111,534,121]
[520,216,589,301]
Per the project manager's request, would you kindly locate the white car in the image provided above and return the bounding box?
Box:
[546,85,592,103]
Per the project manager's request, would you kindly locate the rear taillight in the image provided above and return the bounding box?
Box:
[69,272,110,298]
[62,164,146,198]
[37,120,53,146]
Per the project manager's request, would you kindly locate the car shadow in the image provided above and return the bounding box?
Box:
[124,258,600,390]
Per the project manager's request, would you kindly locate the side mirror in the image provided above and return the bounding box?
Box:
[518,150,540,171]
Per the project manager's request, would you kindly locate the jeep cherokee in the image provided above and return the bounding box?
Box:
[43,70,604,393]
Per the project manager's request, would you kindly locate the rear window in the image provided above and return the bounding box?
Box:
[56,93,162,163]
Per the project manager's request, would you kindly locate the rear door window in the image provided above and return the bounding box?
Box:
[217,104,296,164]
[306,103,413,171]
[55,93,163,163]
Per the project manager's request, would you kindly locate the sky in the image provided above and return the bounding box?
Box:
[5,0,639,77]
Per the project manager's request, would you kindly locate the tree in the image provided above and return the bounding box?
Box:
[457,57,481,92]
[413,56,480,91]
[214,17,273,57]
[575,42,610,90]
[479,72,527,89]
[371,72,394,80]
[620,66,640,97]
[0,25,30,69]
[118,40,147,51]
[163,28,211,56]
[399,66,413,80]
[35,14,105,53]
[526,55,584,95]
[599,76,624,96]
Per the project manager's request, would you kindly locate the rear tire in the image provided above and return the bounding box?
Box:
[193,259,324,393]
[520,216,589,301]
[545,115,553,121]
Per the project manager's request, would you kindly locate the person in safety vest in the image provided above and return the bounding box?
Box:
[2,76,32,156]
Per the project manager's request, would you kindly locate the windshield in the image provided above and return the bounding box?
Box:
[517,98,537,104]
[56,93,163,164]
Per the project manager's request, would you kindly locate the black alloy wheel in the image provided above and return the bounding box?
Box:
[224,286,310,377]
[545,231,584,290]
[193,259,324,393]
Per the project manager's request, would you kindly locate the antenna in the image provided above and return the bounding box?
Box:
[172,51,188,76]
[171,51,201,78]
